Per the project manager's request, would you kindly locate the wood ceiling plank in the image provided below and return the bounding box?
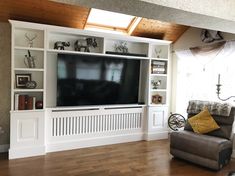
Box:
[131,18,189,42]
[0,0,90,29]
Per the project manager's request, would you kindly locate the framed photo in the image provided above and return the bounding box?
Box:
[15,74,31,88]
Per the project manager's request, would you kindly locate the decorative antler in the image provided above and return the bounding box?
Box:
[25,33,37,47]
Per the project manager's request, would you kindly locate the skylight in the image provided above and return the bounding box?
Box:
[85,9,141,34]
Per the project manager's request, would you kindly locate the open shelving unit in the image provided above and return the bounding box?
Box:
[11,26,46,111]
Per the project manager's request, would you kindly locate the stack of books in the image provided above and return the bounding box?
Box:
[14,94,36,110]
[151,61,166,74]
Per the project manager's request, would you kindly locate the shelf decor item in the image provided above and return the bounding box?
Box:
[15,74,31,88]
[114,41,128,53]
[54,41,70,50]
[216,74,235,101]
[24,50,36,68]
[151,60,166,74]
[151,80,161,89]
[74,37,98,52]
[25,80,37,89]
[35,100,43,109]
[25,33,37,48]
[168,113,186,131]
[152,94,162,104]
[154,48,162,58]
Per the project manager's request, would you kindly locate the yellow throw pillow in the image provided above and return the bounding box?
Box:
[188,108,220,134]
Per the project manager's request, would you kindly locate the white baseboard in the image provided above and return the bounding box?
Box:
[0,144,9,153]
[9,145,46,159]
[47,133,144,153]
[232,149,235,158]
[144,131,168,141]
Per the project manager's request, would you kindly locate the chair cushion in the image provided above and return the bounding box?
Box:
[188,108,220,134]
[170,131,232,160]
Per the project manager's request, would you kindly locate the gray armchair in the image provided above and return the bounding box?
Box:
[170,100,235,170]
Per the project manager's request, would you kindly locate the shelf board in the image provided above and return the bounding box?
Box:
[150,74,167,76]
[10,109,45,113]
[15,46,44,51]
[47,49,150,60]
[47,49,102,55]
[14,68,44,72]
[149,104,167,107]
[13,89,44,92]
[150,89,167,92]
[11,109,44,113]
[151,57,168,61]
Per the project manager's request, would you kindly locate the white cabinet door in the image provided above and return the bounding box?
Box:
[10,111,45,153]
[151,107,167,129]
[145,106,168,140]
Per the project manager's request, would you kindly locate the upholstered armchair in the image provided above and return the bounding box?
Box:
[170,100,235,170]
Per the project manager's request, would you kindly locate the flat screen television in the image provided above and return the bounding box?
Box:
[57,54,140,106]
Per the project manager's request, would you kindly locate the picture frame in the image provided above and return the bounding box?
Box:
[15,74,31,88]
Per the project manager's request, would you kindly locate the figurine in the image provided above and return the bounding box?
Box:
[74,38,98,52]
[24,50,36,68]
[151,80,161,89]
[114,41,128,53]
[54,41,70,50]
[25,33,37,48]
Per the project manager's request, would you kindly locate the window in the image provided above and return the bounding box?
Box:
[85,8,141,34]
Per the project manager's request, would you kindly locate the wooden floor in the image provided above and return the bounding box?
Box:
[0,140,234,176]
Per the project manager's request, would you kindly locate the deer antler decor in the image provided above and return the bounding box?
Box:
[25,33,37,47]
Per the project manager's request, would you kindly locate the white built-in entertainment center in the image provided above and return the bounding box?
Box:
[9,20,171,159]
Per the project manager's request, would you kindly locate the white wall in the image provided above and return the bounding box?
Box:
[0,22,11,147]
[171,27,235,113]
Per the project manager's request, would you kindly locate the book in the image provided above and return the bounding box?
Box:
[26,96,33,110]
[18,95,26,110]
[14,94,19,110]
[33,97,36,110]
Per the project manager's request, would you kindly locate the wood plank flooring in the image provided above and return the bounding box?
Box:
[0,140,234,176]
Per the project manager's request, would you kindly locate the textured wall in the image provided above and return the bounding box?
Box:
[0,22,11,145]
[54,0,235,33]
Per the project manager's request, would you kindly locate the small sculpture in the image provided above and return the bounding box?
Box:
[152,94,163,104]
[154,49,162,58]
[54,41,70,50]
[24,50,36,68]
[74,38,98,52]
[114,41,128,53]
[151,80,161,89]
[25,81,37,89]
[25,33,37,48]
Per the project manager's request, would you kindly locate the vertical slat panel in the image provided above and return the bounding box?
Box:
[81,116,84,134]
[52,118,54,136]
[69,117,72,135]
[56,118,59,136]
[79,116,82,134]
[105,115,108,131]
[51,110,143,137]
[139,113,142,128]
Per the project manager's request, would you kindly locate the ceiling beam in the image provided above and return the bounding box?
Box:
[51,0,235,33]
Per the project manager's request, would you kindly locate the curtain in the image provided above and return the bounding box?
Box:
[175,41,235,116]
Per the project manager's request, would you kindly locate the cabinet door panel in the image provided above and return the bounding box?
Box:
[11,111,44,148]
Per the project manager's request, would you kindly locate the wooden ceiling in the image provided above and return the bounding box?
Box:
[0,0,189,42]
[132,18,189,42]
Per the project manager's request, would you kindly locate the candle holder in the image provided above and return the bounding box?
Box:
[216,74,235,101]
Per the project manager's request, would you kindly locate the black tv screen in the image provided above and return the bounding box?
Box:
[57,54,140,106]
